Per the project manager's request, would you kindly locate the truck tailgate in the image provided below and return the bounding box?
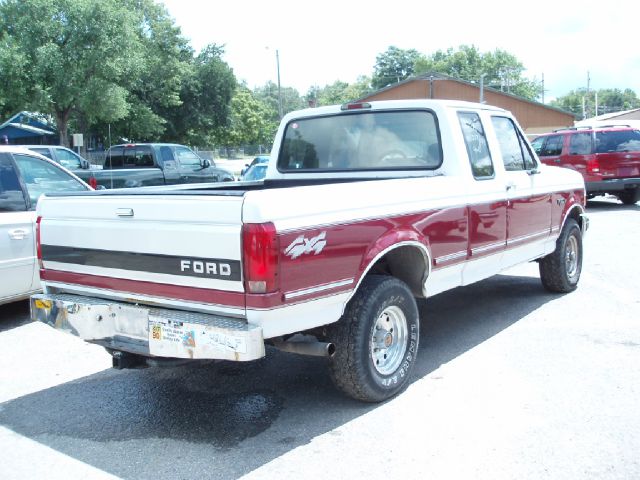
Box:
[596,151,640,178]
[37,192,246,313]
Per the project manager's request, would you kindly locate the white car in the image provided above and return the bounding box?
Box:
[0,146,92,305]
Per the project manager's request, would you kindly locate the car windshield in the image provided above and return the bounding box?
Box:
[277,110,441,172]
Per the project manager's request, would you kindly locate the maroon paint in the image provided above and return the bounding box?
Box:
[41,269,247,308]
[468,200,507,258]
[508,190,552,242]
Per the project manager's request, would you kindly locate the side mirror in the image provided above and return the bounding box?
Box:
[202,159,211,168]
[81,160,90,169]
[96,185,107,190]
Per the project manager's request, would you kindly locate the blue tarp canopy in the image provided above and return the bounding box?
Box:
[0,111,56,143]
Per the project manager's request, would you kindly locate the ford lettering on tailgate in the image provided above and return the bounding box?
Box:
[40,245,241,280]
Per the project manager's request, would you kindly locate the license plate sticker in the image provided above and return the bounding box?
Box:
[148,318,247,357]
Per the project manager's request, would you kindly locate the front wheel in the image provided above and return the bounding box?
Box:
[539,219,583,293]
[327,275,419,402]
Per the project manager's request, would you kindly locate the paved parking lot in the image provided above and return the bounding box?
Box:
[0,198,638,480]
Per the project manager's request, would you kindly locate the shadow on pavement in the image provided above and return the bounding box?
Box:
[586,198,640,212]
[0,300,31,332]
[0,273,562,480]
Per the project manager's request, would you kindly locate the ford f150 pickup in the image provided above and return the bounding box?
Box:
[80,143,235,189]
[31,100,588,402]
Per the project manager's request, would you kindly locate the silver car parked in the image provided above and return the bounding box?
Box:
[0,146,91,305]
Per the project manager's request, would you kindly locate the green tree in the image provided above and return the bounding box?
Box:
[216,86,275,148]
[161,44,236,145]
[308,76,374,106]
[372,46,422,89]
[253,82,305,122]
[109,0,192,142]
[414,45,541,101]
[550,88,640,119]
[0,0,142,145]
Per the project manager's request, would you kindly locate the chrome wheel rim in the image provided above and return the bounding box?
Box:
[370,306,408,375]
[565,235,579,280]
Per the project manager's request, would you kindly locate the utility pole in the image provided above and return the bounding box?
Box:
[276,49,283,119]
[541,73,545,104]
[479,73,486,104]
[586,71,591,118]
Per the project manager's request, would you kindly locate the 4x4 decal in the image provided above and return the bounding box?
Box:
[284,232,327,259]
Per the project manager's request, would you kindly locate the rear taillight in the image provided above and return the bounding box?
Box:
[36,216,43,270]
[242,223,279,294]
[586,157,600,174]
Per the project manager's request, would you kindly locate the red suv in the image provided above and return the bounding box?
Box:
[531,126,640,205]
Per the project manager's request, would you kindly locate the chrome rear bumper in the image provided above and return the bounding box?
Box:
[31,293,265,361]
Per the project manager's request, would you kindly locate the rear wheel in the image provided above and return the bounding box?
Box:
[539,219,583,293]
[618,188,640,205]
[327,275,419,402]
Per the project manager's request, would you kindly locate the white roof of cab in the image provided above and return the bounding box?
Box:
[284,99,507,121]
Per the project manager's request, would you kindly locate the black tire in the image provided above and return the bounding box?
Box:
[539,219,583,293]
[327,275,419,402]
[618,188,640,205]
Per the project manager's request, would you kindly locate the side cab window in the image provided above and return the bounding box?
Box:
[175,146,202,167]
[539,134,564,157]
[569,132,592,155]
[457,111,494,179]
[491,116,538,171]
[55,148,83,169]
[530,136,545,155]
[0,153,27,212]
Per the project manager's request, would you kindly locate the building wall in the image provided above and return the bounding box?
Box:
[361,79,574,134]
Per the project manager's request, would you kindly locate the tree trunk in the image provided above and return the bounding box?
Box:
[55,109,71,147]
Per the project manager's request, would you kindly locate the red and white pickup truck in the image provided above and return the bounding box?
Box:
[31,100,588,402]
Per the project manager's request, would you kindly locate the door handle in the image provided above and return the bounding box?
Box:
[506,182,516,191]
[8,228,29,240]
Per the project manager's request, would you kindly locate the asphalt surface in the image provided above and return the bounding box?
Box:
[0,197,638,480]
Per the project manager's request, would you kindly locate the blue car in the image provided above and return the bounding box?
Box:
[240,155,269,176]
[241,163,268,181]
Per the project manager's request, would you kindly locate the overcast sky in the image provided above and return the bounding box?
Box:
[161,0,640,102]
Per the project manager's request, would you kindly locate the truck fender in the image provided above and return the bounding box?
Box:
[560,198,587,233]
[345,230,432,308]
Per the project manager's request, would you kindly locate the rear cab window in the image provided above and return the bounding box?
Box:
[491,116,537,171]
[104,146,124,168]
[277,110,442,172]
[104,145,154,168]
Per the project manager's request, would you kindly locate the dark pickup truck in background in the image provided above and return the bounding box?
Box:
[80,143,235,189]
